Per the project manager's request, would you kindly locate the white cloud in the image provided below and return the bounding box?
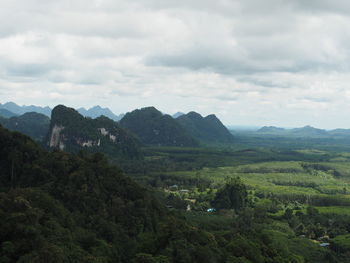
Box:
[0,0,350,128]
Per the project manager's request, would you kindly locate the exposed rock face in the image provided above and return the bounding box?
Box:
[98,127,118,143]
[49,125,65,148]
[59,141,65,150]
[109,134,116,142]
[77,139,99,147]
[51,126,104,149]
[98,128,109,136]
[47,105,142,159]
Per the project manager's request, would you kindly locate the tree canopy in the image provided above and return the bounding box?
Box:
[211,177,248,211]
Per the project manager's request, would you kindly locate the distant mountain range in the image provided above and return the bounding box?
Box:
[11,101,350,146]
[0,102,124,121]
[328,128,350,136]
[257,125,350,137]
[0,102,237,148]
[77,106,124,121]
[0,102,51,117]
[4,101,350,148]
[257,126,286,134]
[0,108,18,118]
[172,112,185,118]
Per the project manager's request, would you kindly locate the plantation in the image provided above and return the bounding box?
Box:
[155,158,350,205]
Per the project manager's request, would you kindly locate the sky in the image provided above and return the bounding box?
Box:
[1,0,350,128]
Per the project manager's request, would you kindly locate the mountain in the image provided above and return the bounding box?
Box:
[172,112,185,118]
[257,125,328,137]
[228,125,261,131]
[0,112,50,141]
[0,108,18,118]
[47,105,142,159]
[257,126,286,134]
[0,102,51,117]
[176,111,234,143]
[77,105,123,121]
[0,102,125,121]
[290,125,328,137]
[120,107,199,147]
[328,128,350,136]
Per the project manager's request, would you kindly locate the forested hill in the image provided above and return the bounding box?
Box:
[120,107,199,147]
[0,112,50,142]
[47,105,142,159]
[176,111,234,144]
[0,125,167,262]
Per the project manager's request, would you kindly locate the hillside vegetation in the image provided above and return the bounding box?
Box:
[120,107,199,147]
[176,111,234,144]
[0,112,50,142]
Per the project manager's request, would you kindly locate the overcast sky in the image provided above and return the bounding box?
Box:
[2,0,350,128]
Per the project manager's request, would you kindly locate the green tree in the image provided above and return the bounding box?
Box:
[211,177,248,211]
[8,148,22,188]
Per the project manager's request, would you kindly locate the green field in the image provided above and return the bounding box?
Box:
[304,206,350,216]
[164,159,350,204]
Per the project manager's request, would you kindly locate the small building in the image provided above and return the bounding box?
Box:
[207,208,216,213]
[320,243,330,247]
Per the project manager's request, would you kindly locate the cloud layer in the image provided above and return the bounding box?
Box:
[1,0,350,128]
